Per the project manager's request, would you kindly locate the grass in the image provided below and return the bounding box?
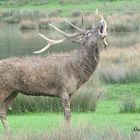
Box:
[0,0,140,16]
[97,45,140,83]
[103,82,140,100]
[0,100,140,134]
[1,124,140,140]
[0,0,140,32]
[119,95,137,113]
[0,82,139,134]
[17,13,140,31]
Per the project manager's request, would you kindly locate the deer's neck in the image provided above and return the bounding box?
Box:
[73,44,100,88]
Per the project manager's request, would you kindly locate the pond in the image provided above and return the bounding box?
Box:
[0,23,140,59]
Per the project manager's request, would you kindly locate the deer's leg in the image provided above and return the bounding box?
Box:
[0,92,18,133]
[60,93,71,125]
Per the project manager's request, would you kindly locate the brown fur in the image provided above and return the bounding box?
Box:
[0,22,107,132]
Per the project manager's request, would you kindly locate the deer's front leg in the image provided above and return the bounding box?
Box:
[60,93,71,125]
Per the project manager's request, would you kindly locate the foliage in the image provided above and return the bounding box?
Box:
[119,95,137,113]
[97,45,140,83]
[19,20,36,30]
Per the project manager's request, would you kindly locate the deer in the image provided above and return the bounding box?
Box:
[0,13,107,133]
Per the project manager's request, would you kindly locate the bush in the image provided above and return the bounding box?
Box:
[110,23,139,32]
[10,95,62,113]
[19,20,36,30]
[98,46,140,84]
[108,14,140,32]
[38,18,50,29]
[72,10,81,17]
[71,87,103,112]
[119,95,137,113]
[48,10,62,17]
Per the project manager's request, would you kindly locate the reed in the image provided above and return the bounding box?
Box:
[0,124,140,140]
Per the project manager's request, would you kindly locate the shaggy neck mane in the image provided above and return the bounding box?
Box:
[73,43,100,87]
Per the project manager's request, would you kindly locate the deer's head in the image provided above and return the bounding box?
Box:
[33,11,107,54]
[82,16,107,50]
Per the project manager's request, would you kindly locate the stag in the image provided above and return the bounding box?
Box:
[0,13,107,133]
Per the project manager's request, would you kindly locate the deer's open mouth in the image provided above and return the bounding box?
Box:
[100,25,103,34]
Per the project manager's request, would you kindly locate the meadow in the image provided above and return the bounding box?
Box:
[0,0,140,32]
[0,0,140,139]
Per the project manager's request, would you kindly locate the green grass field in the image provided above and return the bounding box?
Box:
[104,82,140,100]
[0,0,140,16]
[0,101,139,133]
[0,82,139,134]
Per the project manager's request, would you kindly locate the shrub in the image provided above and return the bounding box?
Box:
[10,95,62,114]
[3,16,20,23]
[108,14,140,32]
[98,46,140,84]
[119,95,137,113]
[38,18,50,29]
[19,20,36,30]
[71,87,103,112]
[48,10,62,17]
[72,10,81,17]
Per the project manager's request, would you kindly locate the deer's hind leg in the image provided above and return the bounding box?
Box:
[0,91,18,133]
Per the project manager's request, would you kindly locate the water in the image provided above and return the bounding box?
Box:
[0,23,140,59]
[0,23,79,59]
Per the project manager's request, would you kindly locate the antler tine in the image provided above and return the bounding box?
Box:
[64,19,85,33]
[99,15,103,22]
[33,33,65,54]
[48,23,81,38]
[99,14,107,30]
[33,17,86,54]
[81,11,85,31]
[95,8,99,15]
[33,44,51,54]
[98,14,108,48]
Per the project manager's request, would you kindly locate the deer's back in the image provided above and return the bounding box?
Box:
[0,55,78,96]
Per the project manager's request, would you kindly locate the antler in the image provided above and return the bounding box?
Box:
[98,12,108,48]
[33,11,107,54]
[48,23,82,39]
[33,33,65,54]
[33,16,86,54]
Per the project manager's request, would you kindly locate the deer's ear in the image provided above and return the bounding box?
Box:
[96,25,101,31]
